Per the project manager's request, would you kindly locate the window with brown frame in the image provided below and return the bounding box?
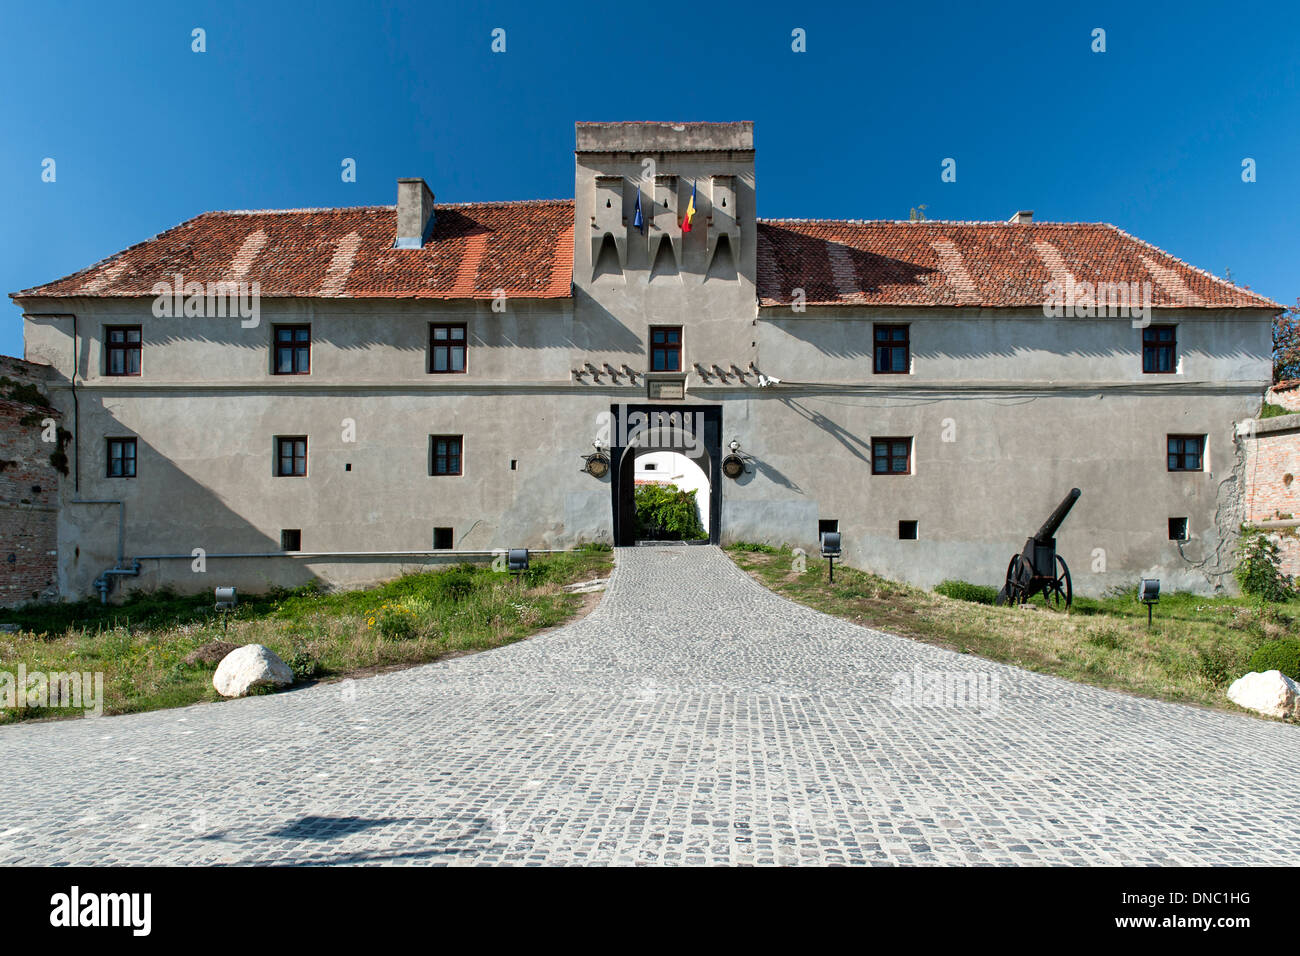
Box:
[1143,325,1177,373]
[105,326,142,376]
[650,326,682,372]
[1167,435,1205,472]
[429,324,467,373]
[273,325,311,374]
[872,437,912,475]
[873,325,909,374]
[275,436,307,477]
[430,435,463,476]
[107,438,136,477]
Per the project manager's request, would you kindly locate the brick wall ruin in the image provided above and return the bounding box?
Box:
[0,356,61,606]
[1241,411,1300,578]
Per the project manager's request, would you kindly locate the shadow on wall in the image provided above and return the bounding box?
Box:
[68,394,304,600]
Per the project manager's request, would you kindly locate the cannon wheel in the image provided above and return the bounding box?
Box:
[1003,554,1026,605]
[1044,555,1073,609]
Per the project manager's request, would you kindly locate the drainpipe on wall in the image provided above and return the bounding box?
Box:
[69,499,140,602]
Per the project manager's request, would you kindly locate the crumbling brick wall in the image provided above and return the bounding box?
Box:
[1241,413,1300,578]
[1266,382,1300,412]
[0,357,60,606]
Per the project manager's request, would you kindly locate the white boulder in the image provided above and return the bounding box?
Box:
[212,644,294,698]
[1227,670,1300,720]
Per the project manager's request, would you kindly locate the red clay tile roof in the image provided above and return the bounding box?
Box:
[755,220,1280,310]
[1272,380,1300,393]
[13,201,575,300]
[13,204,1278,311]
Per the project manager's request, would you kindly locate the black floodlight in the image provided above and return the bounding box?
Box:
[820,532,842,584]
[1139,578,1160,626]
[508,549,529,572]
[722,455,745,479]
[215,586,237,635]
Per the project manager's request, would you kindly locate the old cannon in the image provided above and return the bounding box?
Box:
[995,488,1081,609]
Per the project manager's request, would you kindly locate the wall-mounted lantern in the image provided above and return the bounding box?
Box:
[721,438,750,480]
[583,439,610,478]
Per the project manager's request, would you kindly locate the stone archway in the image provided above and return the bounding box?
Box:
[609,405,722,546]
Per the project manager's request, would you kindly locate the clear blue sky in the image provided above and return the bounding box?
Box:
[3,0,1296,357]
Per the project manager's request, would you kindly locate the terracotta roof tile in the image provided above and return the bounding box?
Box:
[14,201,576,300]
[754,220,1279,310]
[13,204,1279,312]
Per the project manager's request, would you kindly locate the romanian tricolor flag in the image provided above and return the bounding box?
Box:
[682,181,697,233]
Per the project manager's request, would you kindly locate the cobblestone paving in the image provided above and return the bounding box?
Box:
[1,545,1297,866]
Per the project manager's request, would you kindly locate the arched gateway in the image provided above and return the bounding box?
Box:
[607,404,722,546]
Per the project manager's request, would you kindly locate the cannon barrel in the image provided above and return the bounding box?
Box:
[1033,488,1081,542]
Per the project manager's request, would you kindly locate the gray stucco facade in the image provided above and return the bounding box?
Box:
[12,121,1277,600]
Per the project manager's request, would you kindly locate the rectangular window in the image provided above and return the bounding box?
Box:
[1167,435,1205,472]
[872,437,913,475]
[873,325,910,374]
[1168,518,1188,541]
[433,527,453,550]
[281,529,302,551]
[898,520,919,540]
[430,324,467,373]
[650,326,682,372]
[1143,325,1177,374]
[276,436,307,477]
[105,326,142,376]
[106,438,136,477]
[273,325,311,374]
[431,435,463,476]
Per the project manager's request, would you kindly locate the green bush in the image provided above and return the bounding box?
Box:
[1258,402,1289,419]
[934,580,999,605]
[1196,642,1239,687]
[1246,639,1300,680]
[730,542,777,554]
[433,566,478,602]
[634,485,706,540]
[1234,530,1294,602]
[287,648,321,679]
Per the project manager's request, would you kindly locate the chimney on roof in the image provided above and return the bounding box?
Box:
[395,178,436,249]
[1009,210,1033,224]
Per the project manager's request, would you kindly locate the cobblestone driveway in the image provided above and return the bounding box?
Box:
[1,545,1296,865]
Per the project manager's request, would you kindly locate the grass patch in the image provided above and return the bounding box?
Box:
[726,544,1299,715]
[0,548,612,724]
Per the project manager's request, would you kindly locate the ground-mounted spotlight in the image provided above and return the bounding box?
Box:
[508,549,530,585]
[215,586,237,634]
[1139,578,1160,626]
[820,532,842,584]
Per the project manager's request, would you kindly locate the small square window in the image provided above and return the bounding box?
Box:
[1167,435,1205,472]
[433,527,453,550]
[281,529,302,551]
[275,436,307,477]
[107,438,137,477]
[1143,325,1177,374]
[273,325,311,374]
[871,437,912,475]
[650,326,682,372]
[873,325,910,374]
[1168,517,1188,541]
[431,435,463,476]
[430,324,467,373]
[899,520,918,540]
[105,326,142,376]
